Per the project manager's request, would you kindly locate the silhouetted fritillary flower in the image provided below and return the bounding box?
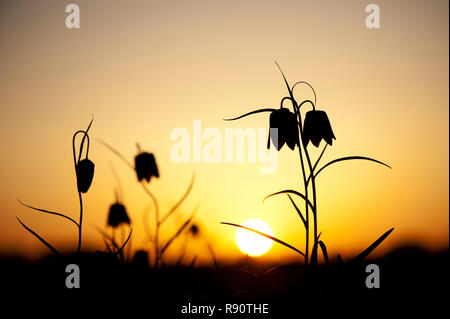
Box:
[267,108,300,151]
[107,203,131,228]
[134,152,159,182]
[76,159,95,193]
[302,110,335,147]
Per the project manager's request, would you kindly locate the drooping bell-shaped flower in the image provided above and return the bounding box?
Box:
[267,108,300,151]
[134,152,159,182]
[107,202,131,228]
[302,110,336,147]
[76,159,95,193]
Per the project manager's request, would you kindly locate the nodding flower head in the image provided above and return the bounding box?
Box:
[268,108,300,151]
[76,159,95,193]
[73,118,94,193]
[302,110,335,147]
[107,202,131,228]
[134,152,159,182]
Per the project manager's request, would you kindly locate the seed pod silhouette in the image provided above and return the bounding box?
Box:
[134,152,159,182]
[302,110,336,147]
[76,159,95,193]
[107,202,131,228]
[267,108,300,151]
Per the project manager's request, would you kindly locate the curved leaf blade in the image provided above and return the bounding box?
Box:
[97,139,135,169]
[314,156,391,181]
[264,190,315,213]
[18,199,78,227]
[221,222,305,257]
[160,173,195,225]
[116,228,133,256]
[286,194,307,228]
[318,240,329,265]
[223,108,276,121]
[17,217,61,256]
[160,207,198,256]
[352,227,394,263]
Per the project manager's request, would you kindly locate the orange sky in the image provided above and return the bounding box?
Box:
[0,0,448,264]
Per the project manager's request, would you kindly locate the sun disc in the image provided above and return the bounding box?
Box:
[235,219,274,257]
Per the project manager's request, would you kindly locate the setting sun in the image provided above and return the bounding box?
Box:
[235,219,274,257]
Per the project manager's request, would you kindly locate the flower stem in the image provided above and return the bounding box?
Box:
[296,102,318,264]
[142,183,160,268]
[77,191,83,254]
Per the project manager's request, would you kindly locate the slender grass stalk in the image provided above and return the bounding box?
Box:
[141,182,160,267]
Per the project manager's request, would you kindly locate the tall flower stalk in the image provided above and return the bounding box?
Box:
[222,62,393,279]
[17,118,95,255]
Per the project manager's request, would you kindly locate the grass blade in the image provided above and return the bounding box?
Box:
[160,208,197,256]
[286,194,307,228]
[77,117,93,163]
[264,190,315,213]
[207,242,218,270]
[306,144,328,185]
[318,240,329,265]
[313,156,391,181]
[311,242,318,266]
[18,199,78,227]
[116,228,133,256]
[189,255,198,268]
[221,222,305,257]
[17,217,61,256]
[95,226,121,251]
[311,233,322,266]
[274,61,292,94]
[223,108,276,121]
[97,139,135,169]
[352,228,394,263]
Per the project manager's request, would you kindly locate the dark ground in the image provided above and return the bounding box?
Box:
[1,246,448,317]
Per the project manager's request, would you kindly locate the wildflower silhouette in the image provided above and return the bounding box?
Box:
[222,62,393,272]
[17,118,95,255]
[98,140,197,268]
[108,202,131,228]
[135,151,159,182]
[268,108,299,150]
[302,110,335,147]
[76,158,95,193]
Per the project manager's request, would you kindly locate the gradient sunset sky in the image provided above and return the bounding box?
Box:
[0,0,448,263]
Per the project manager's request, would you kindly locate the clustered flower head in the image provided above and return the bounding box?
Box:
[302,110,335,147]
[107,202,131,228]
[134,152,159,182]
[267,108,300,151]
